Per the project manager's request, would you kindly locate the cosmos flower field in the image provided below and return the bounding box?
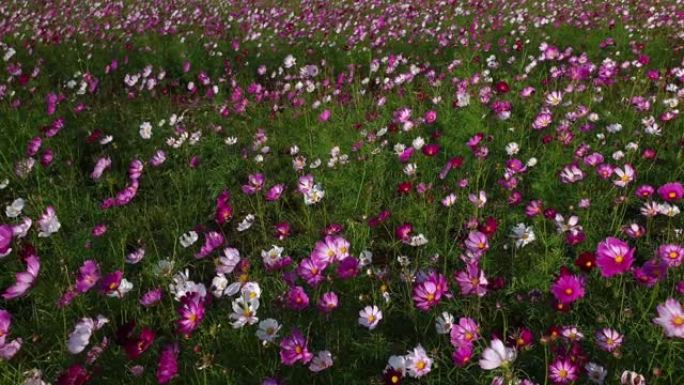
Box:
[1,0,684,384]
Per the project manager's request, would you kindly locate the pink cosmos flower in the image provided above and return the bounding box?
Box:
[242,173,265,195]
[297,258,328,287]
[595,237,635,277]
[454,263,488,297]
[195,231,224,259]
[0,309,22,360]
[653,298,684,338]
[412,272,448,311]
[464,231,489,255]
[3,251,40,300]
[265,184,285,201]
[595,328,623,352]
[317,292,339,313]
[279,329,313,366]
[140,288,164,307]
[549,358,578,384]
[450,317,479,347]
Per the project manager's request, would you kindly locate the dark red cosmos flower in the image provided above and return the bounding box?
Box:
[494,81,510,94]
[478,216,498,236]
[56,364,90,385]
[422,143,440,157]
[124,327,156,360]
[383,368,403,385]
[574,251,596,272]
[397,181,412,195]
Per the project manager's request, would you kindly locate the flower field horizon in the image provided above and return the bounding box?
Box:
[1,1,683,384]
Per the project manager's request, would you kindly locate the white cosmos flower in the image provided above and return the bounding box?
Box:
[37,206,60,237]
[505,142,520,156]
[511,223,535,248]
[309,350,333,372]
[405,345,432,378]
[283,55,296,69]
[107,278,133,298]
[358,305,382,330]
[256,318,281,343]
[179,230,198,248]
[386,355,407,375]
[435,312,455,334]
[237,214,255,232]
[229,295,259,329]
[67,316,108,354]
[479,339,517,370]
[5,198,24,218]
[139,121,152,139]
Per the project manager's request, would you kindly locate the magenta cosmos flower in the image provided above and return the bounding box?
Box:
[595,237,635,277]
[550,272,585,304]
[0,224,13,256]
[75,260,100,293]
[176,292,206,335]
[279,329,313,366]
[286,286,310,311]
[653,298,684,338]
[658,244,684,268]
[156,342,179,384]
[657,182,684,202]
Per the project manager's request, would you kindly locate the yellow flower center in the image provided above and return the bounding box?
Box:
[669,192,677,198]
[295,346,302,354]
[559,369,568,378]
[367,315,376,323]
[426,293,435,302]
[416,360,426,370]
[621,174,630,182]
[614,255,624,263]
[465,332,473,341]
[669,251,679,259]
[478,242,485,249]
[674,316,684,326]
[564,288,573,295]
[391,375,399,384]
